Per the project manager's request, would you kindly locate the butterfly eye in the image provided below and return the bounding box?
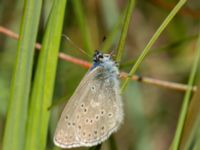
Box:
[93,51,104,62]
[98,55,103,61]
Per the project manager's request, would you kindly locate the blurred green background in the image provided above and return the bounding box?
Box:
[0,0,200,150]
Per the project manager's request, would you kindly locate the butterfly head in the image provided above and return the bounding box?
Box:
[93,50,111,63]
[91,50,119,76]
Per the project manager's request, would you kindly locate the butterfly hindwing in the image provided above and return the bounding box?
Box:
[74,67,123,146]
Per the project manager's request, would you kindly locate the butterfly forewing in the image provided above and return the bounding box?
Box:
[54,67,103,148]
[75,75,123,146]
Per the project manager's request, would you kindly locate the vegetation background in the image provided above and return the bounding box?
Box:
[0,0,200,150]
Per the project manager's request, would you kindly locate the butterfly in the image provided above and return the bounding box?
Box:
[54,50,123,148]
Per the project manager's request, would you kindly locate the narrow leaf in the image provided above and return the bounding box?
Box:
[25,0,67,149]
[179,85,200,150]
[172,31,200,150]
[72,0,93,54]
[2,1,42,150]
[116,0,135,62]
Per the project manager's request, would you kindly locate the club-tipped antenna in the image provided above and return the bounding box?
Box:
[62,34,91,58]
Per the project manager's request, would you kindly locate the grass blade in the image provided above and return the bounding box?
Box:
[100,0,120,31]
[25,0,67,149]
[2,1,42,150]
[171,31,200,150]
[72,0,93,55]
[116,0,136,62]
[179,85,200,150]
[102,7,126,53]
[121,0,187,93]
[193,127,200,150]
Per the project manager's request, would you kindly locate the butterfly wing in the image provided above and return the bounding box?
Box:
[54,66,123,148]
[74,68,123,146]
[54,67,104,148]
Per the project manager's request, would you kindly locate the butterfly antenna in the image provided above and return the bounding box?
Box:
[62,34,91,58]
[97,36,107,52]
[102,36,106,42]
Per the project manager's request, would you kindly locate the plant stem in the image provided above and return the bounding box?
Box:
[121,0,187,93]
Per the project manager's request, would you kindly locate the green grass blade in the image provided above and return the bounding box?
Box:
[25,0,67,150]
[116,0,135,62]
[193,127,200,150]
[101,17,122,52]
[2,1,42,150]
[102,7,126,53]
[171,31,200,150]
[121,0,187,93]
[72,0,93,54]
[152,34,198,54]
[100,0,120,31]
[179,85,200,150]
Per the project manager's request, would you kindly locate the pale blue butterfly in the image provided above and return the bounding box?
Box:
[54,50,123,148]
